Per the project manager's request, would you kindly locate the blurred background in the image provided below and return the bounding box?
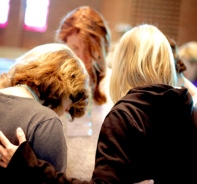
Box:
[0,0,197,73]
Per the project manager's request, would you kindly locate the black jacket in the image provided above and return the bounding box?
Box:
[7,84,197,184]
[93,84,197,183]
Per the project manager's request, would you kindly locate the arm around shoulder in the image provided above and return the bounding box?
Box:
[7,141,92,184]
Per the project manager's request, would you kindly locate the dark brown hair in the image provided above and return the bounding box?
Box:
[166,36,187,74]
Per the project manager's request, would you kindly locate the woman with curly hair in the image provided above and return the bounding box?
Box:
[0,43,89,175]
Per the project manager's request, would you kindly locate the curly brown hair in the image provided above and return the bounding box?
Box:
[10,43,90,120]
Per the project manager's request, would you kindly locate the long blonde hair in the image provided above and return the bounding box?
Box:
[110,24,177,103]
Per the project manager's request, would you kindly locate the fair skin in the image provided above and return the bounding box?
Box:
[0,128,22,168]
[182,59,197,82]
[0,127,154,184]
[0,86,72,117]
[67,32,92,72]
[53,96,72,117]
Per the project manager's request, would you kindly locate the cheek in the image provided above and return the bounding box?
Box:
[82,52,92,69]
[77,50,91,63]
[83,56,92,69]
[62,99,72,112]
[71,47,92,70]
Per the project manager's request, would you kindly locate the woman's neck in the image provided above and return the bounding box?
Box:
[0,85,38,101]
[17,84,39,101]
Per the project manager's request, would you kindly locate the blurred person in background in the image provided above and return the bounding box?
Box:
[55,6,114,180]
[167,37,197,96]
[178,41,197,87]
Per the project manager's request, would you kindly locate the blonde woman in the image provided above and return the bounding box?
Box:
[0,43,89,175]
[1,24,197,183]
